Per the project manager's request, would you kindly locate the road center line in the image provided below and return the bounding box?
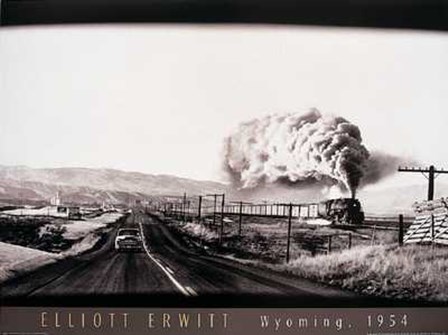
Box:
[185,286,198,296]
[138,221,192,296]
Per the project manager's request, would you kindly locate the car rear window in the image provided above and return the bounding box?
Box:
[118,229,139,236]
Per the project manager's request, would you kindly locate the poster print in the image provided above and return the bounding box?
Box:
[0,1,447,334]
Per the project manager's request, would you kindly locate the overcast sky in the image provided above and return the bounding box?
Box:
[1,25,447,189]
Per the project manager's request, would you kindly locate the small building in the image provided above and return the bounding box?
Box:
[57,205,81,219]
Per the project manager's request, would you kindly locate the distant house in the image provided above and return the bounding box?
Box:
[57,205,81,219]
[50,192,61,206]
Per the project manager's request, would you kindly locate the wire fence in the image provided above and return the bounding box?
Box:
[147,194,407,263]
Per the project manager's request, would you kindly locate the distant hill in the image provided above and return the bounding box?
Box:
[0,165,228,205]
[358,183,448,215]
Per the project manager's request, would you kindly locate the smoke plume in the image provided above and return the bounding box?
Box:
[362,151,417,187]
[224,109,370,196]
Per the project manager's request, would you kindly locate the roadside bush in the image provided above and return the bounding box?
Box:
[36,224,72,252]
[0,217,73,252]
[0,217,44,247]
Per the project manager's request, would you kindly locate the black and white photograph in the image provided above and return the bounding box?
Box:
[0,1,447,334]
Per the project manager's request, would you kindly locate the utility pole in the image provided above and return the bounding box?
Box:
[398,165,448,201]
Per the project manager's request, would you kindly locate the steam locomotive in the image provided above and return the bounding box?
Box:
[317,198,365,225]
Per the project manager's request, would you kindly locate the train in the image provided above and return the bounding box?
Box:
[164,196,365,226]
[318,198,365,225]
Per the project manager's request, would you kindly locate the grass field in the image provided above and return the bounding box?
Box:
[273,244,448,302]
[161,212,448,302]
[167,213,399,262]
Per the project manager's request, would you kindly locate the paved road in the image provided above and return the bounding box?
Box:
[1,210,372,307]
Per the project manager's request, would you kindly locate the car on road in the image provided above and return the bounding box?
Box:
[114,228,143,252]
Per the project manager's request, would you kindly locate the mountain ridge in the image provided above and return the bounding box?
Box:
[0,165,446,214]
[0,165,228,205]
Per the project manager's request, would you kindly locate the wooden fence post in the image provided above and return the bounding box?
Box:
[431,213,435,245]
[197,196,202,225]
[328,235,332,253]
[212,194,217,229]
[238,201,243,236]
[371,225,376,245]
[286,203,293,263]
[183,192,187,224]
[187,200,190,222]
[219,194,225,246]
[348,233,352,249]
[398,214,404,246]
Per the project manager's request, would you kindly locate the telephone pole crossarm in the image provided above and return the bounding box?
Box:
[398,165,448,201]
[398,166,448,173]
